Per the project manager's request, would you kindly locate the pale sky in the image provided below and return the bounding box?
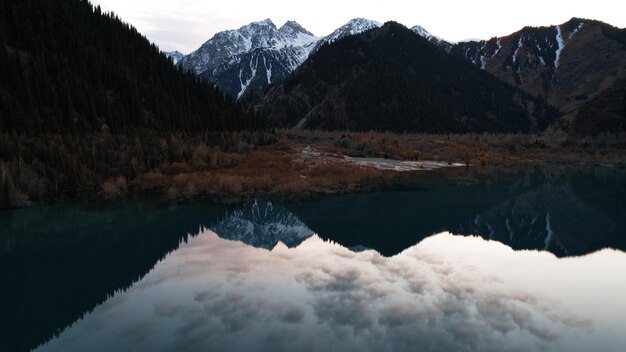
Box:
[91,0,626,54]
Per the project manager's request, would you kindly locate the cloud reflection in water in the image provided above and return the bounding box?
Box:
[38,231,626,352]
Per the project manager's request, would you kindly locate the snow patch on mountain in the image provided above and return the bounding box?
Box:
[237,56,259,99]
[480,44,487,70]
[570,23,584,39]
[263,56,272,84]
[411,25,433,39]
[494,39,502,57]
[513,36,523,65]
[554,25,565,69]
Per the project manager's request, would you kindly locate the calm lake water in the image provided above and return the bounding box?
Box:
[1,166,625,351]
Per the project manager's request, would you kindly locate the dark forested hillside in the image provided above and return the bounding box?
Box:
[0,0,265,209]
[256,22,559,133]
[0,0,257,133]
[571,78,626,135]
[547,78,626,136]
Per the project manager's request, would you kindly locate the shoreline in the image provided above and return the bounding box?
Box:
[2,131,626,211]
[3,160,623,213]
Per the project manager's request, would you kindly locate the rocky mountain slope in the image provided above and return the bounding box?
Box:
[449,18,626,115]
[546,77,626,136]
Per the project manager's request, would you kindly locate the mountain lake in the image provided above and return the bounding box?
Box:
[2,165,625,352]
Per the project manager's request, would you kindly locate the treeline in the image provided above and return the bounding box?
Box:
[0,0,259,133]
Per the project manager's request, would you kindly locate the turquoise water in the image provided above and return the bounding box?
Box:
[2,166,625,351]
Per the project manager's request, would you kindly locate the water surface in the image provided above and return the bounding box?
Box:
[1,165,625,351]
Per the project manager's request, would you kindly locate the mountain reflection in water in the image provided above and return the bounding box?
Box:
[286,166,626,257]
[38,230,626,352]
[211,199,313,249]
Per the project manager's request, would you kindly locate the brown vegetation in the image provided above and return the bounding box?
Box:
[286,130,626,167]
[1,129,625,210]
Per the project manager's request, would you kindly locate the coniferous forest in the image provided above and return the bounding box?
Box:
[0,0,258,133]
[0,0,264,209]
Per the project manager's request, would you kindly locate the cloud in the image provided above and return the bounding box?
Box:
[37,231,624,352]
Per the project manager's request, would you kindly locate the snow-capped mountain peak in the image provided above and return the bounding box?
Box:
[325,18,382,43]
[251,18,275,27]
[309,18,381,55]
[181,18,318,76]
[180,18,384,99]
[410,25,452,49]
[411,25,434,40]
[279,20,315,38]
[277,20,319,48]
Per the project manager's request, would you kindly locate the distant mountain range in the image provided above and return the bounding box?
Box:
[172,17,625,136]
[176,18,443,99]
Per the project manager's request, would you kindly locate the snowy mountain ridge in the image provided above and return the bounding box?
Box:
[180,19,319,76]
[179,18,443,99]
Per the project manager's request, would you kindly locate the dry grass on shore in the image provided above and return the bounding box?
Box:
[102,143,392,202]
[100,130,626,203]
[3,129,625,209]
[285,130,626,167]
